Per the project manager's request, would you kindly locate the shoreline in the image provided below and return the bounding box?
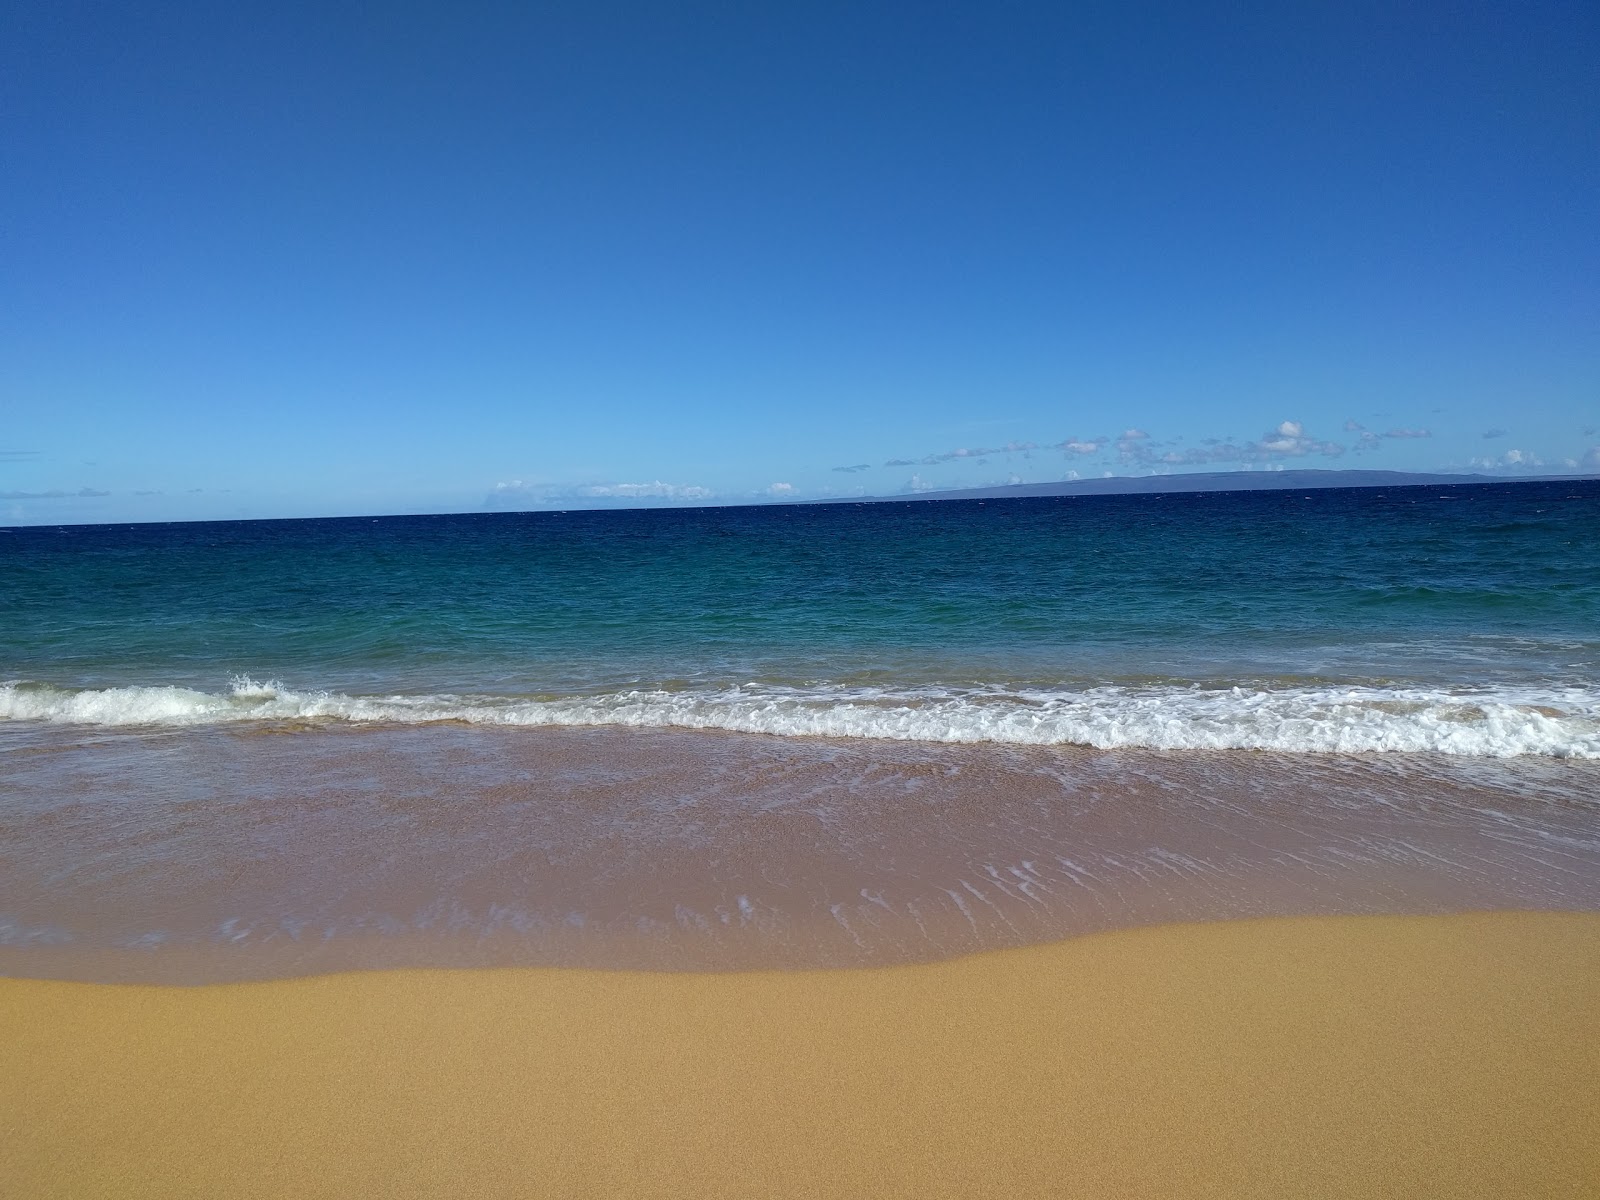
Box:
[7,723,1599,981]
[5,910,1598,1197]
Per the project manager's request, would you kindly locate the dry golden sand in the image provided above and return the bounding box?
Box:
[3,912,1599,1199]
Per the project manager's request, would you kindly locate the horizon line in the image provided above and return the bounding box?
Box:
[4,469,1598,531]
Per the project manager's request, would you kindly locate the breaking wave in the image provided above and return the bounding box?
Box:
[2,677,1598,758]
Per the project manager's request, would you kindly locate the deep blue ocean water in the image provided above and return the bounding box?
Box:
[3,479,1599,756]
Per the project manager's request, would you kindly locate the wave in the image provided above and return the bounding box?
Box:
[2,677,1598,758]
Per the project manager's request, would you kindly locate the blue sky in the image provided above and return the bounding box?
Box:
[3,0,1597,524]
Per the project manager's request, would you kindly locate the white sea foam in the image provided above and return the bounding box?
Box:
[1,677,1597,758]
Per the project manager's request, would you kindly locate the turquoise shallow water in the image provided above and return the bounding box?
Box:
[3,479,1599,755]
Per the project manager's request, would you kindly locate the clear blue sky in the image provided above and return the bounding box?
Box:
[3,0,1597,523]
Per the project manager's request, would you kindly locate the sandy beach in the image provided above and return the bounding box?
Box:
[4,910,1598,1198]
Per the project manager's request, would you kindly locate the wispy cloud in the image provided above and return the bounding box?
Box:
[1348,426,1430,453]
[487,479,715,508]
[1482,428,1508,439]
[0,487,110,499]
[0,450,39,462]
[1113,420,1346,468]
[1096,429,1155,461]
[831,463,873,473]
[854,415,1452,484]
[580,481,714,499]
[883,441,1037,468]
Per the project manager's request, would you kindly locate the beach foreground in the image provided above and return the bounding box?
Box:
[4,912,1598,1198]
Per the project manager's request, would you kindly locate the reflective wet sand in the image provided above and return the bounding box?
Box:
[2,722,1597,981]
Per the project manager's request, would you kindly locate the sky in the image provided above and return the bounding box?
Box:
[3,0,1597,524]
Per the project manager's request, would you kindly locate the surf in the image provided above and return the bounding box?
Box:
[3,676,1596,758]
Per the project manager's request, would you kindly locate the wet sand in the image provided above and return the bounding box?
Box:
[4,910,1599,1198]
[4,724,1599,981]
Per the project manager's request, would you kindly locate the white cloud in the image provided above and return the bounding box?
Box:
[765,482,795,496]
[1471,448,1551,471]
[1257,434,1300,453]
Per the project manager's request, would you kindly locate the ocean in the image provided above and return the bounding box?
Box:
[3,479,1599,979]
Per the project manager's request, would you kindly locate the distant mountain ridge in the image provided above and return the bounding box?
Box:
[823,468,1594,503]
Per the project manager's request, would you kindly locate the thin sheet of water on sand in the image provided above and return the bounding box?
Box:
[1,722,1596,981]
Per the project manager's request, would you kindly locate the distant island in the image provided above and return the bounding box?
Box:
[821,468,1594,504]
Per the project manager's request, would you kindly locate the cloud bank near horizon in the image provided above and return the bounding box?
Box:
[472,415,1598,511]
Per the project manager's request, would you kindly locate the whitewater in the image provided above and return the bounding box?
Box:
[4,676,1597,758]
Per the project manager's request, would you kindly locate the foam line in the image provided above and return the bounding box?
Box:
[3,677,1597,758]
